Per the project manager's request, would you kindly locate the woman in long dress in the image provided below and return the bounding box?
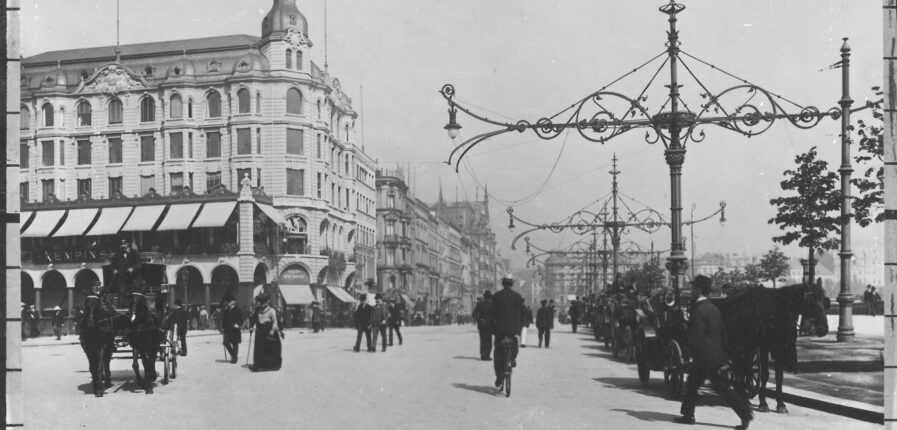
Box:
[251,293,282,371]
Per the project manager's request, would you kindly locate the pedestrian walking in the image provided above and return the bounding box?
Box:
[370,294,389,352]
[27,305,40,338]
[520,304,534,347]
[675,275,753,429]
[51,306,64,340]
[199,305,209,330]
[569,298,581,333]
[221,294,242,364]
[352,294,373,352]
[536,299,553,348]
[472,291,493,360]
[250,293,282,371]
[864,285,880,317]
[21,303,29,340]
[311,301,324,333]
[169,299,189,356]
[489,273,526,389]
[388,298,404,346]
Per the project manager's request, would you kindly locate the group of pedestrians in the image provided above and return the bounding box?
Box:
[352,293,405,353]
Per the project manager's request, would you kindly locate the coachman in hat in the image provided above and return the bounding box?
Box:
[110,236,141,306]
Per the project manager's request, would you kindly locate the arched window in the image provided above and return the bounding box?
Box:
[316,100,321,120]
[237,88,250,114]
[20,106,30,130]
[41,103,54,127]
[76,101,92,126]
[256,91,261,113]
[286,88,303,115]
[285,48,292,69]
[207,91,221,118]
[297,51,303,71]
[187,98,193,118]
[108,98,123,124]
[140,96,155,122]
[170,94,183,119]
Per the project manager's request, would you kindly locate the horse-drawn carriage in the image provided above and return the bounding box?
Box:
[79,259,179,396]
[633,289,690,397]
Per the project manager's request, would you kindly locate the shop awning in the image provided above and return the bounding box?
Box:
[85,206,134,236]
[120,205,167,232]
[21,210,66,238]
[256,203,286,225]
[280,284,316,305]
[52,208,100,237]
[327,286,357,303]
[155,203,201,231]
[400,294,414,306]
[19,211,34,233]
[191,201,237,228]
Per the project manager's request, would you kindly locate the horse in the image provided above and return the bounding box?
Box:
[126,293,163,394]
[718,283,829,413]
[78,295,117,397]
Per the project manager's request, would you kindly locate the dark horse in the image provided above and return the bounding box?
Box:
[127,293,162,394]
[78,295,118,397]
[719,283,829,413]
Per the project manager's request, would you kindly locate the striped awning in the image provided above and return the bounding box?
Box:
[256,203,286,225]
[280,284,316,305]
[19,211,34,232]
[21,210,66,237]
[191,201,237,228]
[84,207,133,236]
[155,203,202,231]
[327,286,357,303]
[52,208,100,237]
[120,205,167,232]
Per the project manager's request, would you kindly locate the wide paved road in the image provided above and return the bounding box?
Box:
[25,324,875,430]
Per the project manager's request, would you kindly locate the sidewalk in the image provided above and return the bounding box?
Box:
[19,326,340,348]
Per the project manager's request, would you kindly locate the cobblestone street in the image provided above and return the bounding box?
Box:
[25,324,877,430]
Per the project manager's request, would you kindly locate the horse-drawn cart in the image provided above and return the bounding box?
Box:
[634,289,690,397]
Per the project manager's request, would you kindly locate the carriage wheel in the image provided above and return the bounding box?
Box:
[623,326,635,363]
[743,349,762,399]
[161,345,171,385]
[636,341,650,388]
[664,341,685,398]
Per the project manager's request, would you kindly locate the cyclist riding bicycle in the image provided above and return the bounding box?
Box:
[489,273,527,389]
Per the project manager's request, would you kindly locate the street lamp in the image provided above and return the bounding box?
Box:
[442,0,847,301]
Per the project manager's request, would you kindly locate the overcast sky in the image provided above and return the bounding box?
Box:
[20,1,884,268]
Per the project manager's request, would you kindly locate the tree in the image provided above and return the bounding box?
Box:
[768,147,843,284]
[759,246,790,287]
[851,92,884,226]
[742,263,762,285]
[622,260,665,295]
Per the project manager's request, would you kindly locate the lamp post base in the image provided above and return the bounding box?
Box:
[836,292,855,342]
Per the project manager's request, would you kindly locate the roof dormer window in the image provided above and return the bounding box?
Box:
[144,65,153,76]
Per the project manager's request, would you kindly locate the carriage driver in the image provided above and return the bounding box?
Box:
[110,236,141,307]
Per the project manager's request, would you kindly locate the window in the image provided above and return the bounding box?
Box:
[237,88,250,114]
[206,171,221,190]
[60,140,65,165]
[19,143,28,168]
[77,178,91,198]
[77,101,92,126]
[331,183,335,206]
[287,169,305,196]
[170,172,184,194]
[346,190,350,209]
[41,140,54,166]
[256,92,261,113]
[287,128,304,155]
[286,88,303,114]
[108,136,122,163]
[236,168,252,187]
[316,173,322,198]
[140,135,155,162]
[108,176,123,197]
[387,193,395,208]
[207,91,221,118]
[237,128,251,155]
[187,99,193,118]
[297,51,303,70]
[345,155,349,174]
[316,134,322,158]
[77,139,91,165]
[140,97,155,122]
[108,98,123,124]
[170,132,183,159]
[285,49,292,68]
[140,175,155,195]
[170,94,183,119]
[345,124,350,142]
[21,107,30,130]
[42,103,54,127]
[257,127,262,154]
[41,179,54,202]
[20,182,29,202]
[206,131,221,157]
[316,100,321,120]
[188,133,193,158]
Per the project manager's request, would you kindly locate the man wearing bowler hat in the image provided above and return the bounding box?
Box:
[370,293,390,352]
[221,294,242,363]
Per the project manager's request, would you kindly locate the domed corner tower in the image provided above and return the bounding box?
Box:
[260,0,314,72]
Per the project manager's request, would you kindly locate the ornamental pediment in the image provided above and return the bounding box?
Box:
[76,63,150,96]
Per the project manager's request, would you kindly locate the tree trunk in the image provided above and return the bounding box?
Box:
[807,247,816,287]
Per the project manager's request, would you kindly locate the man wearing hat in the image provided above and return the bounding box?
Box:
[51,306,65,340]
[370,293,390,352]
[675,275,752,429]
[472,291,494,360]
[221,294,242,363]
[110,237,141,307]
[311,301,324,333]
[353,294,373,352]
[489,273,526,389]
[170,299,189,356]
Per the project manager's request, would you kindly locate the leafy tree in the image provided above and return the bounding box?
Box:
[759,246,790,287]
[622,260,666,295]
[851,93,884,226]
[743,263,762,285]
[768,147,844,284]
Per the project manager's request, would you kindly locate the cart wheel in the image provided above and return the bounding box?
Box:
[744,349,761,399]
[636,342,650,388]
[664,340,685,398]
[161,345,170,385]
[623,326,635,363]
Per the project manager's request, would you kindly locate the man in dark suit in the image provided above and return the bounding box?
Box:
[675,275,753,429]
[489,273,526,389]
[221,294,243,363]
[472,291,493,360]
[110,238,141,307]
[370,294,390,352]
[536,299,553,348]
[352,294,373,352]
[387,298,404,346]
[569,297,581,333]
[169,299,189,356]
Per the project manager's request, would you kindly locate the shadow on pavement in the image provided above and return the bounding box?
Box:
[797,359,883,373]
[452,382,502,397]
[453,356,483,361]
[595,377,729,408]
[611,409,733,429]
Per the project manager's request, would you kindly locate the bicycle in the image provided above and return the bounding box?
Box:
[496,336,517,397]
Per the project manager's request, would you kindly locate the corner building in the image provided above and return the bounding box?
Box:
[17,0,375,321]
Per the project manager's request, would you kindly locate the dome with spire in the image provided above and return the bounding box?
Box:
[261,0,312,47]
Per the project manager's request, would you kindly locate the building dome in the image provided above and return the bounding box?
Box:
[41,67,67,88]
[232,50,270,74]
[261,0,311,44]
[166,59,195,79]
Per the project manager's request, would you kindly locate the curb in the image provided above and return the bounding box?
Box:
[766,386,883,424]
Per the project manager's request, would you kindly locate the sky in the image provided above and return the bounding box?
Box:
[19,0,885,268]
